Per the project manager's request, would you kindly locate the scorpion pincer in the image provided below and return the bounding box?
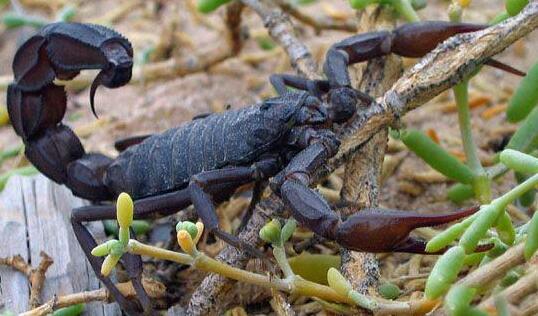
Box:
[7,21,520,314]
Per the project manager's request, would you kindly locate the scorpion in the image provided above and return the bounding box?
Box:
[6,21,522,314]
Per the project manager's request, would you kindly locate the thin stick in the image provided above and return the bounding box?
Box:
[275,0,356,33]
[225,1,245,56]
[478,268,538,310]
[0,252,53,308]
[458,242,526,289]
[21,279,166,316]
[240,0,319,78]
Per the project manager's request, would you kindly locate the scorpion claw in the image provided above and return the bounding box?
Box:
[485,58,526,77]
[335,206,480,253]
[392,237,430,254]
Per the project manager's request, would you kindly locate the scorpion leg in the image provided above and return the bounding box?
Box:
[271,128,479,253]
[269,74,330,98]
[114,134,152,152]
[189,159,280,258]
[238,179,267,232]
[238,156,280,232]
[122,249,153,313]
[270,129,342,239]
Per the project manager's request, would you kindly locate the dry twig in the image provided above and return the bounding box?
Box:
[21,279,166,316]
[226,1,246,56]
[0,252,53,308]
[240,0,320,78]
[479,267,538,312]
[458,242,527,290]
[275,0,357,33]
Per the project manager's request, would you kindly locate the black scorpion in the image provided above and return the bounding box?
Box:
[7,22,522,314]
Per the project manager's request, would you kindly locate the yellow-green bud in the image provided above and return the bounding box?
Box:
[176,221,199,239]
[91,240,116,257]
[0,105,9,126]
[378,282,401,300]
[327,268,352,297]
[281,219,297,244]
[177,230,196,255]
[448,3,462,22]
[259,219,282,245]
[101,254,121,277]
[116,192,134,229]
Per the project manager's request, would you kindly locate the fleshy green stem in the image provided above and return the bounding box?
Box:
[495,173,538,208]
[389,0,420,22]
[128,239,355,304]
[193,254,292,292]
[128,240,193,264]
[273,246,295,279]
[125,238,427,313]
[448,0,491,203]
[454,81,480,172]
[454,80,491,203]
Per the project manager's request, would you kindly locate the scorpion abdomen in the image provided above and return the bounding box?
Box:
[105,97,302,198]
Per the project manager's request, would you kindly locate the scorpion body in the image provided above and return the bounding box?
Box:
[7,21,521,314]
[106,97,306,199]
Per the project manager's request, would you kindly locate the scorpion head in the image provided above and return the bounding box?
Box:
[295,95,329,126]
[260,91,328,127]
[327,86,375,124]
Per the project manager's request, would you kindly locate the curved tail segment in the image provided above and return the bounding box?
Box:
[7,23,133,201]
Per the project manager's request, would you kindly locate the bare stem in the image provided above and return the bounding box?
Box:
[479,267,538,310]
[275,0,357,33]
[0,252,53,308]
[240,0,319,78]
[458,242,526,290]
[129,239,192,264]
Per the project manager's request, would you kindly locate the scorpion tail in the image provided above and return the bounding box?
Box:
[7,22,133,201]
